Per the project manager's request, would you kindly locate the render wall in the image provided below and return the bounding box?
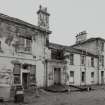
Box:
[73,39,105,85]
[65,53,98,86]
[0,18,48,87]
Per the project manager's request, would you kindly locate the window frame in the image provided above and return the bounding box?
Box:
[91,72,94,78]
[70,53,74,65]
[101,41,104,52]
[16,36,32,53]
[81,72,85,82]
[91,57,94,67]
[81,55,86,65]
[102,55,104,67]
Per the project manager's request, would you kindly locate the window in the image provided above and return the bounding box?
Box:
[101,71,104,77]
[101,42,104,51]
[91,57,94,67]
[91,72,94,83]
[14,75,21,84]
[81,55,85,65]
[70,71,74,83]
[46,37,49,46]
[13,64,21,75]
[91,72,94,78]
[99,55,104,67]
[102,55,104,67]
[13,64,21,84]
[16,36,32,53]
[70,71,74,77]
[70,54,74,65]
[81,72,85,82]
[25,39,32,52]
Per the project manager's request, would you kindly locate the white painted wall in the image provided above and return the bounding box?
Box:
[65,53,98,86]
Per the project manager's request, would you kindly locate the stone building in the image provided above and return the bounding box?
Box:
[0,5,51,89]
[72,31,105,85]
[0,5,105,90]
[46,31,105,86]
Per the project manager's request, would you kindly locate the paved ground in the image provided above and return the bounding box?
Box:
[1,86,105,105]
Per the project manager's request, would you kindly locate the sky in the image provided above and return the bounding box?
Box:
[0,0,105,45]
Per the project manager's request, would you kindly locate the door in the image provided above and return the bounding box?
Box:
[101,71,104,84]
[54,68,61,84]
[81,72,85,83]
[22,73,29,89]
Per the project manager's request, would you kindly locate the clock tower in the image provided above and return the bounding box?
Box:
[37,5,50,30]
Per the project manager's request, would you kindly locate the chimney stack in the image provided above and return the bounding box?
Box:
[76,31,87,44]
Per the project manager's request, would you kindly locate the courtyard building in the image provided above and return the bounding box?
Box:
[0,5,105,93]
[46,31,105,86]
[0,5,51,90]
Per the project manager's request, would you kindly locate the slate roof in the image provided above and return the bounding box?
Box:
[71,37,105,47]
[49,42,98,57]
[49,42,67,50]
[0,13,51,34]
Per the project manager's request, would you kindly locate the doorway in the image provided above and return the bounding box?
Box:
[101,71,104,84]
[81,72,85,83]
[54,68,61,84]
[22,73,29,89]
